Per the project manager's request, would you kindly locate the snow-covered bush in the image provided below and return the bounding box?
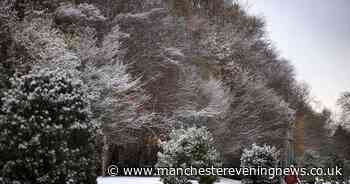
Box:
[240,143,279,184]
[157,127,221,184]
[0,67,96,184]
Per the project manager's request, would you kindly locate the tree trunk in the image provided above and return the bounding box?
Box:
[101,134,109,176]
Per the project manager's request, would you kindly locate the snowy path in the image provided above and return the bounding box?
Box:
[97,177,241,184]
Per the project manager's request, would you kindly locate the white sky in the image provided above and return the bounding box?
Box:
[245,0,350,114]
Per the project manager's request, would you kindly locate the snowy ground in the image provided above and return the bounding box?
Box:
[97,177,241,184]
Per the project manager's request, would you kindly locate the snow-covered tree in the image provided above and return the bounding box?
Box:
[74,24,166,174]
[240,143,280,184]
[0,67,96,184]
[77,26,147,132]
[157,127,221,184]
[12,17,80,71]
[0,0,29,102]
[109,1,298,168]
[208,64,295,163]
[174,72,230,128]
[8,0,71,19]
[54,2,107,33]
[338,92,350,129]
[0,0,316,178]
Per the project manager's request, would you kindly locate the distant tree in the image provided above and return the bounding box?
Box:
[302,108,332,154]
[54,2,107,34]
[332,125,350,160]
[12,17,80,70]
[12,0,71,19]
[194,2,299,162]
[338,92,350,128]
[211,65,294,160]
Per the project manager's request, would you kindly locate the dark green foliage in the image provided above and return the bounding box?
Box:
[0,68,96,184]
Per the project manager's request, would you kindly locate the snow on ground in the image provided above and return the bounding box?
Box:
[97,177,241,184]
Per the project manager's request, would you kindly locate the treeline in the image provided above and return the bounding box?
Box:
[1,0,349,183]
